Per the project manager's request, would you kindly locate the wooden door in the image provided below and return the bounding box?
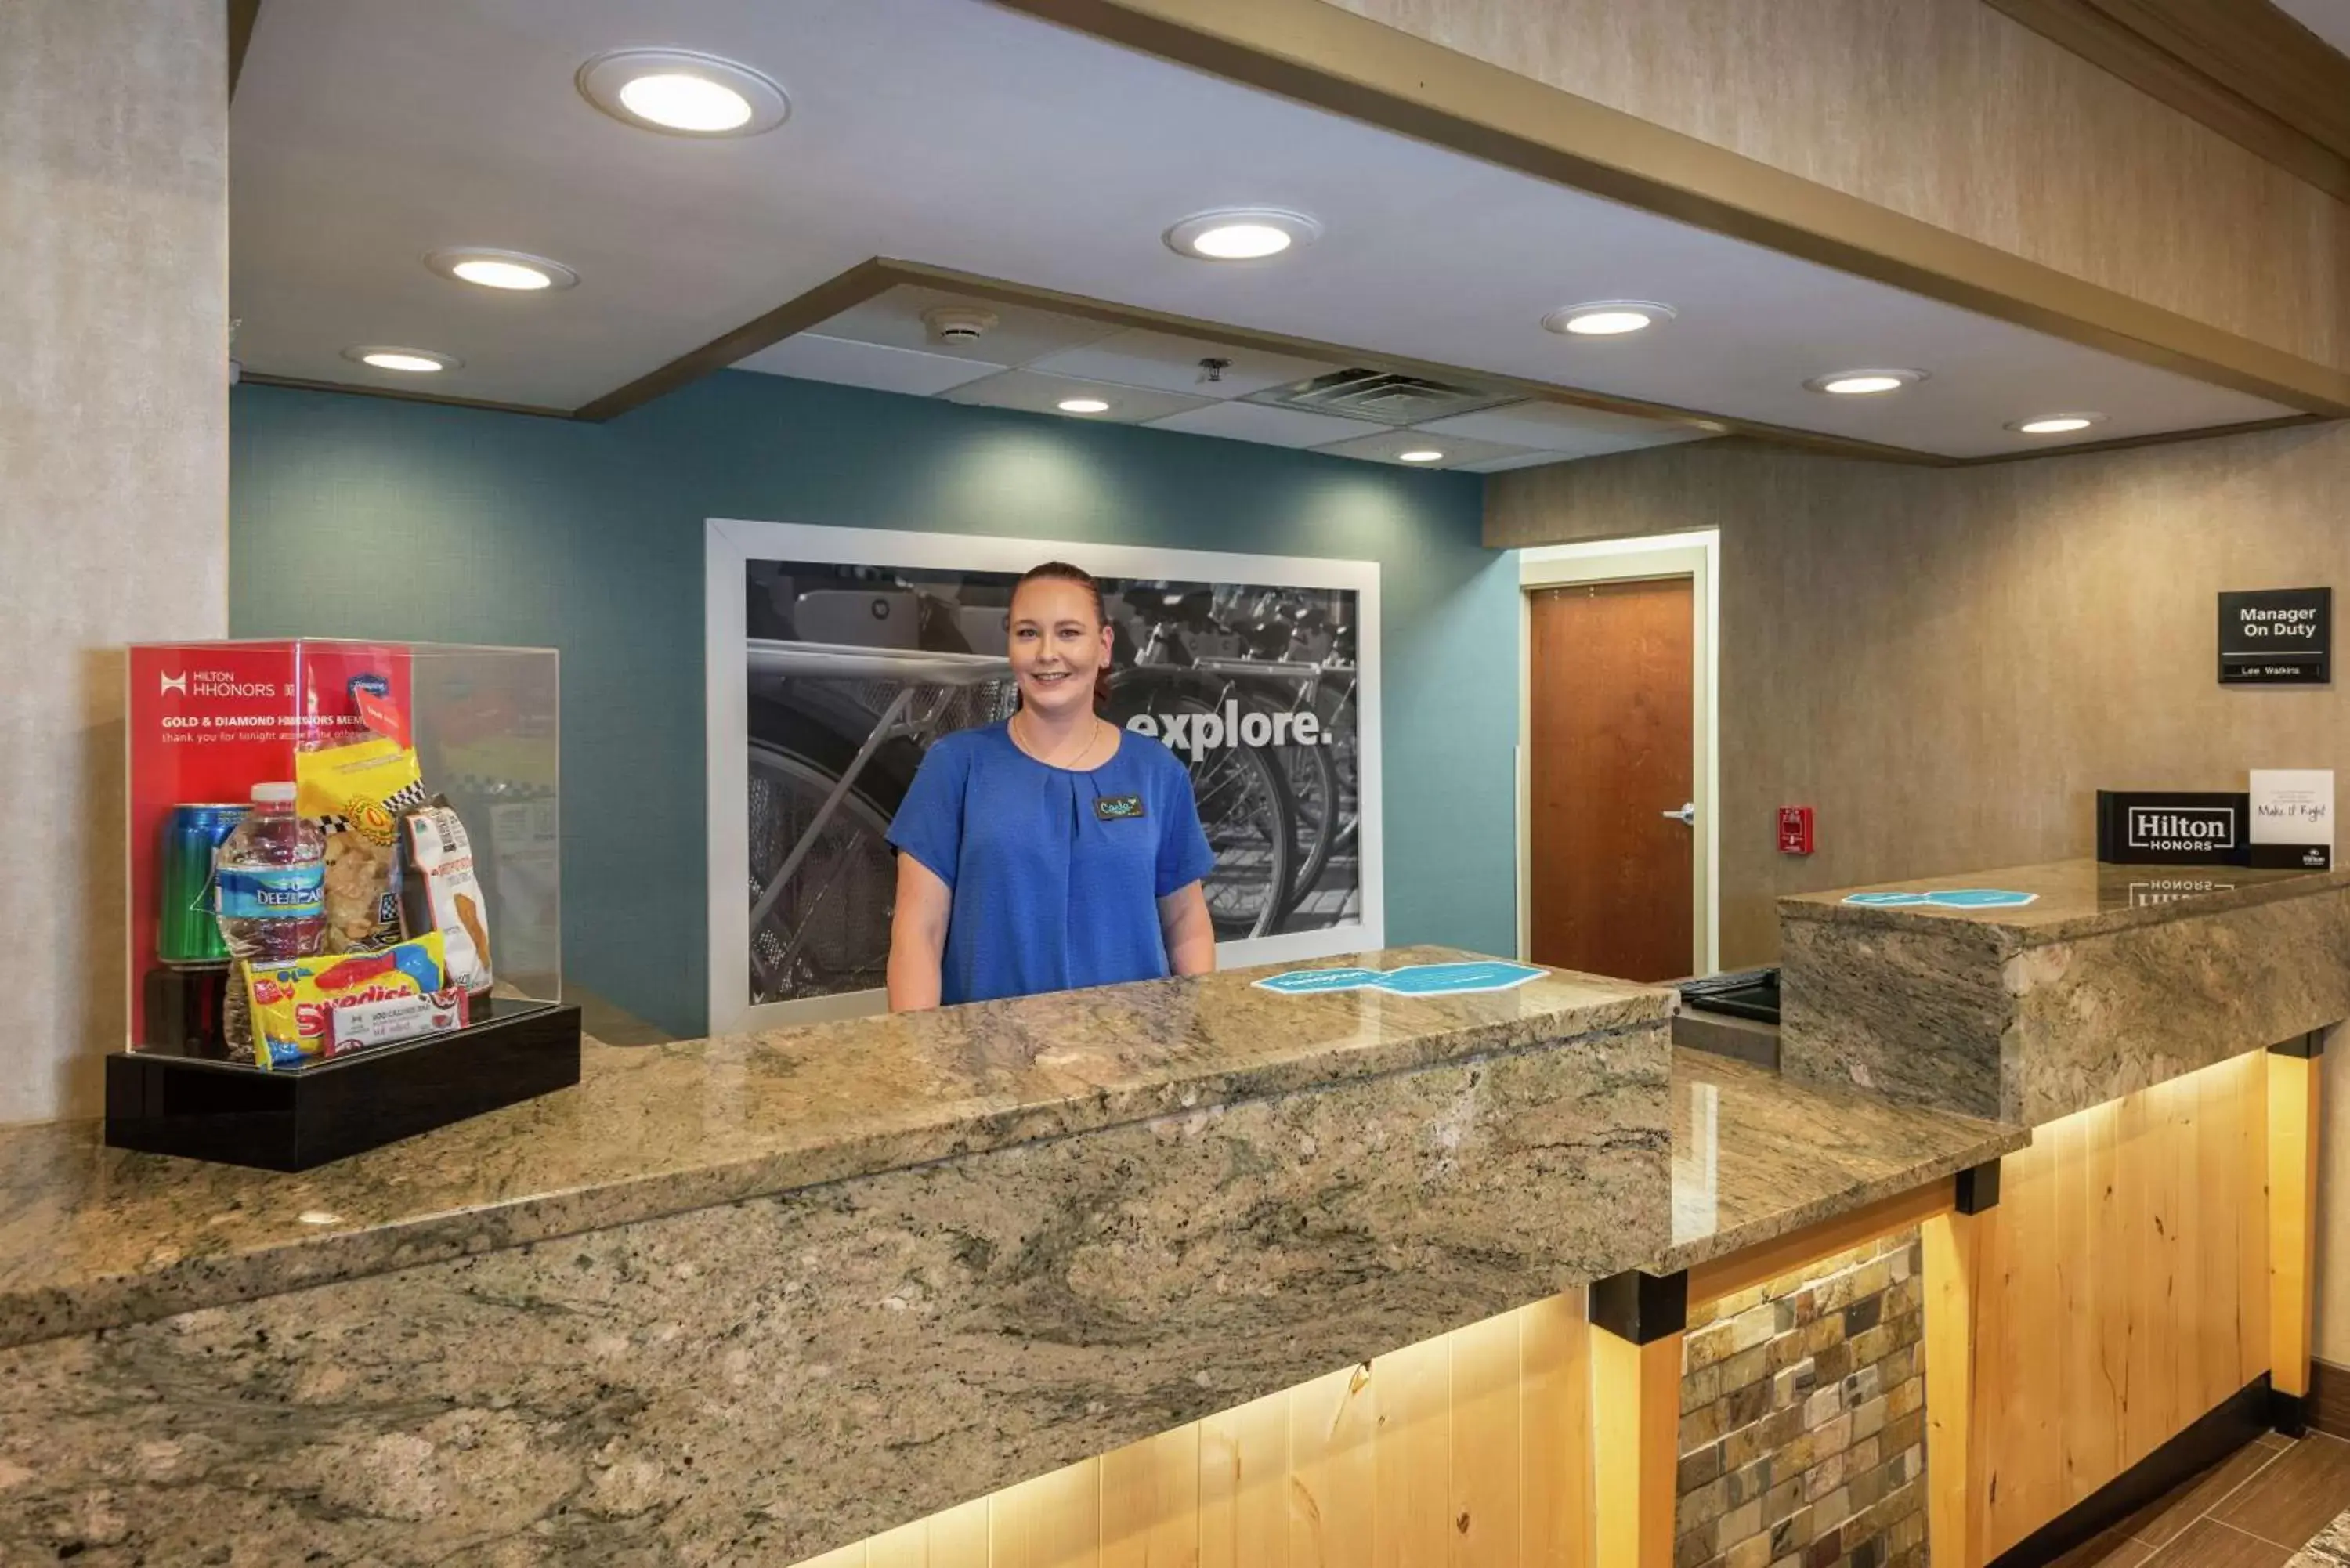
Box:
[1528,578,1694,981]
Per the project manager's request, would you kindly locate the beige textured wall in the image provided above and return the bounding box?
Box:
[1487,423,2350,968]
[1321,0,2350,375]
[1487,421,2350,1356]
[0,0,230,1123]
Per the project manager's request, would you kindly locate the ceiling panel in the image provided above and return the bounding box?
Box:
[1027,328,1342,399]
[733,332,1003,396]
[230,0,2298,457]
[1311,428,1535,469]
[2273,0,2350,60]
[1413,400,1712,456]
[942,370,1213,425]
[1141,399,1387,448]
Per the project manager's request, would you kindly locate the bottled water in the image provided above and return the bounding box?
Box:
[215,782,326,1053]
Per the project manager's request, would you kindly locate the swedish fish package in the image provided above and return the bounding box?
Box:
[244,931,453,1068]
[294,736,428,952]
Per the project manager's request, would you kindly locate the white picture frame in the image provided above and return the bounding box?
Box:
[706,518,1384,1034]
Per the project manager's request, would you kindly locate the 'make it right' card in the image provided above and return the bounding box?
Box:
[2251,769,2334,870]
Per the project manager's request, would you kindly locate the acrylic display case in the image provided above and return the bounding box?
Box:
[107,638,579,1169]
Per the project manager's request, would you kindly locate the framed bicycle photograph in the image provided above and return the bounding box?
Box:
[705,518,1383,1031]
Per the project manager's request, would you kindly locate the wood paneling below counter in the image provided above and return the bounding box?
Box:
[1973,1049,2273,1556]
[794,1295,1595,1568]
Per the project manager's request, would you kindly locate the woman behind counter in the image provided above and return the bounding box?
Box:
[884,562,1217,1011]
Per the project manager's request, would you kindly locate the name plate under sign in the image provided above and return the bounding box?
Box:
[2096,789,2252,865]
[2218,587,2330,685]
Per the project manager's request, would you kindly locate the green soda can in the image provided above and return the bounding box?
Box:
[158,803,250,965]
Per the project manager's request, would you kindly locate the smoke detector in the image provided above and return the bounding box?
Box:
[922,306,998,345]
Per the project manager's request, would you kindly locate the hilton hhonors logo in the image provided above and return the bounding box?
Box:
[2127,806,2236,854]
[2098,790,2252,866]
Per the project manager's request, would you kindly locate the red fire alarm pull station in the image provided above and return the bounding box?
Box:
[1779,806,1815,855]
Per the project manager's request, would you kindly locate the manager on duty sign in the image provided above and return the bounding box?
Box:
[2219,587,2330,685]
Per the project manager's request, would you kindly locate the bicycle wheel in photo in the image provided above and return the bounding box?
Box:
[1105,677,1296,940]
[1257,691,1342,912]
[1314,676,1361,846]
[746,698,912,1005]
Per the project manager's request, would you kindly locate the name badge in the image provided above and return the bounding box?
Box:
[1095,793,1146,822]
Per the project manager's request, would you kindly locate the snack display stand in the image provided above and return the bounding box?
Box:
[108,638,580,1169]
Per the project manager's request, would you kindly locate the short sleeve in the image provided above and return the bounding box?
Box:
[886,735,971,888]
[1153,753,1217,898]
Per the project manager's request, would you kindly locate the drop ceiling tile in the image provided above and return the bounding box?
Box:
[1143,400,1385,448]
[1413,399,1708,454]
[943,369,1213,424]
[1312,428,1538,469]
[1451,450,1580,473]
[815,285,1123,367]
[733,332,1004,396]
[1029,328,1342,399]
[2272,0,2350,60]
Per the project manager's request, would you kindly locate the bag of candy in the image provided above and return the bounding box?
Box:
[244,931,450,1068]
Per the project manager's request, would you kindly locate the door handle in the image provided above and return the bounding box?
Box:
[1661,802,1696,826]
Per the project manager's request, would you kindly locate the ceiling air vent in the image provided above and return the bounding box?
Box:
[1244,367,1519,427]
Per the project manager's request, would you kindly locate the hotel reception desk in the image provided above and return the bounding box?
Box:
[1,863,2341,1567]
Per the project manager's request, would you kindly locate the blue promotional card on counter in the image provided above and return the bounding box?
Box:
[1254,960,1548,997]
[1843,889,2039,909]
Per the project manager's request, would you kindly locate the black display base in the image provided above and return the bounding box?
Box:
[105,999,581,1171]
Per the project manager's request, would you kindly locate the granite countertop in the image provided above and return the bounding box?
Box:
[1781,858,2350,944]
[0,941,2025,1357]
[1659,1049,2026,1274]
[0,947,1667,1350]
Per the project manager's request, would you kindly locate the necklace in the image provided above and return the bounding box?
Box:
[1014,710,1104,769]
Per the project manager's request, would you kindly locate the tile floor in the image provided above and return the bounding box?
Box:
[2052,1431,2350,1568]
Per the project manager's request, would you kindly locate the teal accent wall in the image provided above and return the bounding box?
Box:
[230,371,1518,1035]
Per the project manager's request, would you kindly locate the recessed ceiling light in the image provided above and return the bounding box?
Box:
[1806,368,1928,396]
[342,345,460,374]
[1164,208,1322,262]
[1398,449,1444,464]
[577,49,790,137]
[1543,300,1676,337]
[2006,412,2108,435]
[425,248,578,292]
[1057,397,1111,414]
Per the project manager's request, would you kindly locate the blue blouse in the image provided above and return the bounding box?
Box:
[885,721,1216,1006]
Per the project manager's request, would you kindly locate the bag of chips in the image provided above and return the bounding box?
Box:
[400,802,494,995]
[245,931,449,1068]
[295,736,428,952]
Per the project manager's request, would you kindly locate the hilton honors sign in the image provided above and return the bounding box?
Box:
[2096,790,2252,865]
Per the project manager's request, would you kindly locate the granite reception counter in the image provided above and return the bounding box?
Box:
[0,948,2019,1566]
[1779,858,2350,1122]
[1777,861,2350,1564]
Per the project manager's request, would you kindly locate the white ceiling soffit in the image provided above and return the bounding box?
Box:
[751,284,1707,467]
[734,333,1003,397]
[2272,0,2350,60]
[230,0,2295,459]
